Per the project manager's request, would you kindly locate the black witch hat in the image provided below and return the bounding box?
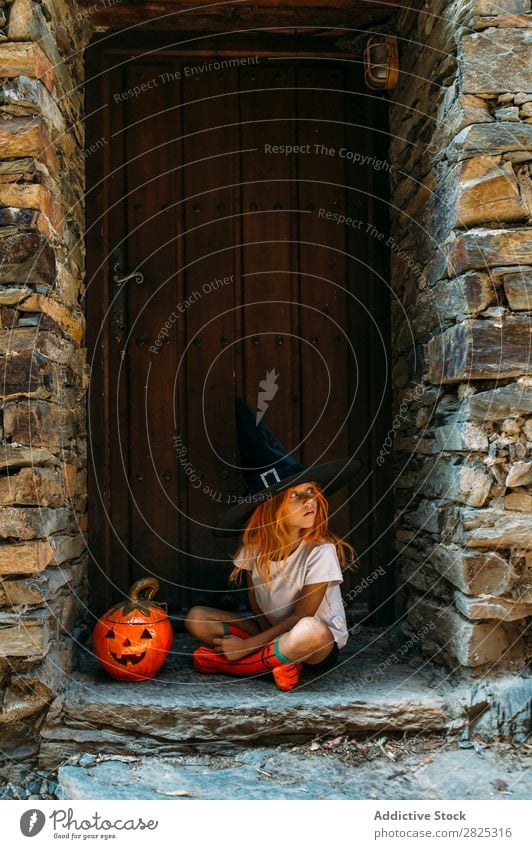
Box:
[213,398,363,536]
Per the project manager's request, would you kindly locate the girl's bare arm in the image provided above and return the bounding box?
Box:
[214,581,329,656]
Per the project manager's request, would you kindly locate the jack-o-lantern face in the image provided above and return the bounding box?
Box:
[93,579,174,681]
[105,626,153,667]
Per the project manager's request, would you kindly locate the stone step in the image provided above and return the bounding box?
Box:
[40,631,465,769]
[56,747,532,801]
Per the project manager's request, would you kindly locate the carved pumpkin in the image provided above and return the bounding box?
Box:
[92,578,174,681]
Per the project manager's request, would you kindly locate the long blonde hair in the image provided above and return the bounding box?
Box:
[229,481,357,583]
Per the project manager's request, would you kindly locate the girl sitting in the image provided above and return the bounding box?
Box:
[184,394,362,691]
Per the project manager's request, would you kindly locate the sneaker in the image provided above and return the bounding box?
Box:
[272,662,302,692]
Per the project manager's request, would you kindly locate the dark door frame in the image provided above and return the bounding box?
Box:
[84,30,395,624]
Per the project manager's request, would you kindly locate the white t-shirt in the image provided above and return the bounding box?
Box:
[233,539,349,649]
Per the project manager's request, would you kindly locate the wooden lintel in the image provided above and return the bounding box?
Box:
[79,0,399,32]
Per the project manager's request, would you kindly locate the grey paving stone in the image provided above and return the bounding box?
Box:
[57,747,532,801]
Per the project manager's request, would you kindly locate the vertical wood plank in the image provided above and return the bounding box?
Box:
[106,59,131,606]
[239,65,297,452]
[121,61,181,604]
[181,65,240,607]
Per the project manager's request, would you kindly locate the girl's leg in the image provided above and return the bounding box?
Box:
[192,616,336,692]
[276,616,336,665]
[185,605,260,646]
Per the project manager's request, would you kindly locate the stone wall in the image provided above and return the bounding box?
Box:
[0,0,89,778]
[389,0,532,671]
[0,0,530,779]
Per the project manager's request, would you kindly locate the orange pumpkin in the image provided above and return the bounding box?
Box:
[92,578,174,681]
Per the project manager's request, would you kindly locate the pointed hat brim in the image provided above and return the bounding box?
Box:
[212,455,363,537]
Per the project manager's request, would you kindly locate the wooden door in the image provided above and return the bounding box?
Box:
[86,39,393,623]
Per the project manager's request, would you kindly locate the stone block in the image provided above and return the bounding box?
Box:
[461,29,532,94]
[0,330,83,379]
[433,421,489,451]
[0,115,59,178]
[447,229,532,276]
[18,295,85,345]
[515,583,532,603]
[472,1,531,12]
[0,207,39,229]
[0,540,53,575]
[421,457,492,506]
[55,263,83,309]
[27,633,76,694]
[49,534,87,566]
[0,156,45,185]
[55,591,87,633]
[0,466,65,507]
[431,543,519,595]
[505,460,532,487]
[0,506,70,539]
[400,559,452,601]
[428,317,531,383]
[454,590,532,621]
[493,106,519,121]
[8,0,49,42]
[406,595,519,667]
[446,123,532,162]
[473,14,530,30]
[402,498,453,534]
[467,380,532,419]
[461,507,532,548]
[466,674,532,742]
[430,93,494,158]
[0,42,53,92]
[0,610,49,659]
[1,677,53,731]
[0,351,72,399]
[452,157,527,227]
[436,91,490,130]
[8,0,82,106]
[0,231,55,287]
[499,266,532,309]
[0,446,59,469]
[0,184,63,234]
[413,272,496,337]
[0,288,32,306]
[33,213,57,241]
[3,400,83,448]
[504,489,532,511]
[0,75,64,134]
[3,564,78,606]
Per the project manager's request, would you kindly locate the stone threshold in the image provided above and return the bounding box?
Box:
[39,630,530,770]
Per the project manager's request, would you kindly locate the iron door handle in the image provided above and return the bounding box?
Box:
[113,263,144,286]
[111,245,144,286]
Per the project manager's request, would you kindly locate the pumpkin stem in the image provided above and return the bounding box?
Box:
[128,578,160,602]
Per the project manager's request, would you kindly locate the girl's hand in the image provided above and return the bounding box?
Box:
[212,635,252,661]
